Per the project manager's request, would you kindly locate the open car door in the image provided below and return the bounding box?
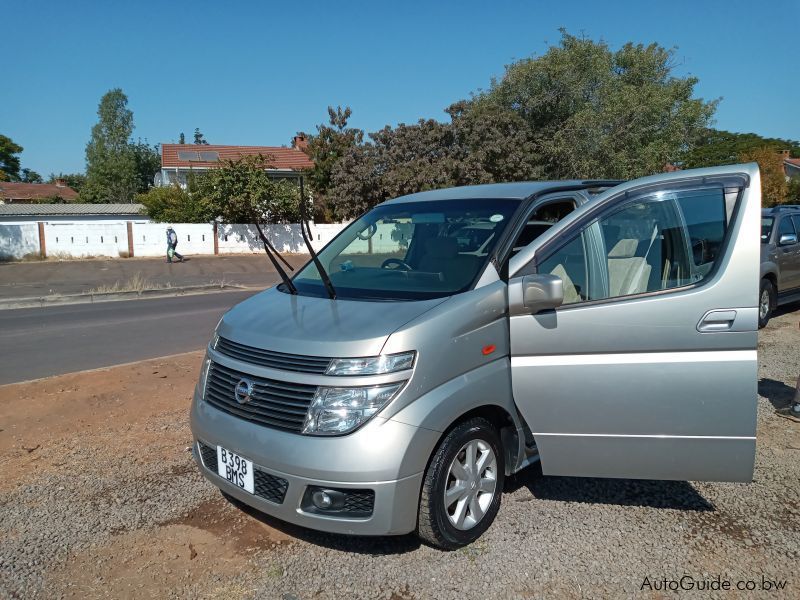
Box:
[508,164,760,482]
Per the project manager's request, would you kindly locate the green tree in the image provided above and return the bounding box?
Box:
[137,185,212,223]
[326,105,542,220]
[198,155,303,224]
[739,146,789,207]
[21,168,43,183]
[193,128,209,145]
[47,172,87,192]
[0,134,23,181]
[179,132,186,144]
[684,129,800,168]
[82,88,138,203]
[472,29,717,179]
[130,139,161,194]
[302,106,364,199]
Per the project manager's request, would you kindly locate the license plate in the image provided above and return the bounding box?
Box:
[216,446,254,494]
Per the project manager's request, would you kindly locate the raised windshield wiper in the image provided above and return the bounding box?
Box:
[253,222,298,295]
[299,177,336,299]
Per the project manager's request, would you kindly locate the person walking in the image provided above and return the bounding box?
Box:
[776,375,800,423]
[166,226,184,263]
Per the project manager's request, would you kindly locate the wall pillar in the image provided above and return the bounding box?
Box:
[213,221,219,255]
[126,221,134,257]
[38,222,46,258]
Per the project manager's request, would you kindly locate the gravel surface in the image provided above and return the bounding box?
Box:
[0,309,798,599]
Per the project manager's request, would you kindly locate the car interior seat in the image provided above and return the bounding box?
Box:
[607,238,653,297]
[417,237,480,288]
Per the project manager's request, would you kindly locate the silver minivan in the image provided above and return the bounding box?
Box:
[191,164,760,549]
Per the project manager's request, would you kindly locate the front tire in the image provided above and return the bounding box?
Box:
[759,278,776,329]
[417,417,504,550]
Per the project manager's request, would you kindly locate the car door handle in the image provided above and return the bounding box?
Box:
[697,309,737,332]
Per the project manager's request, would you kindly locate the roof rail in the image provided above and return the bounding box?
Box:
[770,205,800,211]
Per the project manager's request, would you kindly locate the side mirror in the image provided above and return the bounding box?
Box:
[779,233,798,246]
[509,273,564,315]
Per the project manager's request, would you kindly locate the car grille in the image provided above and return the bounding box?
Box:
[204,361,317,432]
[215,336,333,374]
[197,441,288,504]
[342,490,375,516]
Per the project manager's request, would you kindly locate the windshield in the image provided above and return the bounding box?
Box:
[291,198,520,300]
[761,217,774,242]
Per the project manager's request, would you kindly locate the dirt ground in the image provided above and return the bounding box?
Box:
[1,312,799,599]
[0,352,292,598]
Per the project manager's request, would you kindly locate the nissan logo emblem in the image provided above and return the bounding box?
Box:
[234,378,255,405]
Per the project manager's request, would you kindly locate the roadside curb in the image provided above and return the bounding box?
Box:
[0,284,253,310]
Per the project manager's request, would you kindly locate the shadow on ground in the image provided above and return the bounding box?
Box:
[221,461,714,556]
[505,463,714,512]
[758,377,797,411]
[221,491,423,555]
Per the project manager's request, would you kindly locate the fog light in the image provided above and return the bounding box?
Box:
[312,489,333,509]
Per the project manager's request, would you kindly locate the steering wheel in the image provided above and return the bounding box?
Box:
[381,258,413,271]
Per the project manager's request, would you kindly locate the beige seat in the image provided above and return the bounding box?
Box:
[607,239,651,296]
[417,238,479,288]
[549,264,582,304]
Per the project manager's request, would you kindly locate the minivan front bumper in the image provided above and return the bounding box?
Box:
[190,388,438,536]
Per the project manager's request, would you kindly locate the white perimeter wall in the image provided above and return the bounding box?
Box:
[0,223,39,259]
[45,222,129,258]
[0,220,357,259]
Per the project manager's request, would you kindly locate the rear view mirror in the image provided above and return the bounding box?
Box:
[779,233,798,246]
[509,273,564,316]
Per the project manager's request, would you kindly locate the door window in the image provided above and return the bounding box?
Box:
[792,215,800,237]
[778,216,796,239]
[537,188,728,305]
[510,199,576,257]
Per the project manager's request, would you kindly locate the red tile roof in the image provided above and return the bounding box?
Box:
[0,182,79,202]
[161,144,313,170]
[785,157,800,167]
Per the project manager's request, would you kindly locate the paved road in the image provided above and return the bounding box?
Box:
[0,290,257,385]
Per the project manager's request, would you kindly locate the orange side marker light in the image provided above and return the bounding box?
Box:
[482,344,496,356]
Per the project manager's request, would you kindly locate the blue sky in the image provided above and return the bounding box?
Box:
[3,0,798,176]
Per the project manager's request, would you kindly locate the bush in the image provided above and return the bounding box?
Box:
[137,185,212,223]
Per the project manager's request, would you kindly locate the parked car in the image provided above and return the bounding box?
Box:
[759,205,800,327]
[191,164,761,549]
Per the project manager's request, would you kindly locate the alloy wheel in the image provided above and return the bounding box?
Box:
[443,439,497,530]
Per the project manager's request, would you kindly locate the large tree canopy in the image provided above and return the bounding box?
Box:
[324,30,718,219]
[82,89,160,203]
[474,30,717,179]
[82,89,138,203]
[326,104,542,220]
[684,129,800,168]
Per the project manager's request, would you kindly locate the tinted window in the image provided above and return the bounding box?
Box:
[538,188,728,305]
[793,215,800,235]
[778,216,796,237]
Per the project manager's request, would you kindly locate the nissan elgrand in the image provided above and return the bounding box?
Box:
[191,164,760,549]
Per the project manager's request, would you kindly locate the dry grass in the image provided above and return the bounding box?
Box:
[88,272,171,294]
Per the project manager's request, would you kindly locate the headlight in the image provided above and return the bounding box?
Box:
[198,357,212,400]
[325,352,415,376]
[302,382,405,435]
